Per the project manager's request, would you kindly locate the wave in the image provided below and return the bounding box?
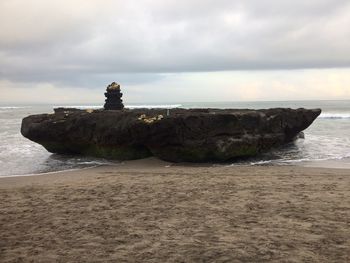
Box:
[319,113,350,119]
[126,104,182,109]
[0,106,31,109]
[247,154,350,166]
[53,105,102,109]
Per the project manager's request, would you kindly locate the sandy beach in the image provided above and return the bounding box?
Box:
[1,158,349,262]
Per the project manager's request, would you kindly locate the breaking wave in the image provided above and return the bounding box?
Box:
[319,112,350,119]
[126,104,182,109]
[0,106,31,111]
[53,105,102,109]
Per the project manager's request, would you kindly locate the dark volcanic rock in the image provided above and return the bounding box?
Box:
[21,108,321,162]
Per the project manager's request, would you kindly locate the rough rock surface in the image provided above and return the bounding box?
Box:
[21,108,321,162]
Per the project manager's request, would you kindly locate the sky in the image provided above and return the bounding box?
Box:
[0,0,350,104]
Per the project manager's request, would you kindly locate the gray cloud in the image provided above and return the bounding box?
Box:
[0,0,350,86]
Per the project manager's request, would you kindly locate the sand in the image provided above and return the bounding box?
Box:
[0,158,349,262]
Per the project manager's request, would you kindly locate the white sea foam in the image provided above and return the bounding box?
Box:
[319,112,350,119]
[126,104,182,109]
[0,106,31,110]
[0,106,30,109]
[250,160,273,165]
[53,105,102,109]
[247,153,350,166]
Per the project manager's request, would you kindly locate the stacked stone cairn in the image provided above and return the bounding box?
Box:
[104,82,124,110]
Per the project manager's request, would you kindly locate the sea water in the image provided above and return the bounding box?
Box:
[0,100,349,176]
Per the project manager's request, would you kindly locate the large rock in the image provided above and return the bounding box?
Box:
[21,108,321,162]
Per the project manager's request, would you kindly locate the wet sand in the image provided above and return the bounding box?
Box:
[1,158,349,262]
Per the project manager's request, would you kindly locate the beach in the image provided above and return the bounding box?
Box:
[1,158,349,262]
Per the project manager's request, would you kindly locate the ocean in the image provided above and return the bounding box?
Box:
[0,100,349,177]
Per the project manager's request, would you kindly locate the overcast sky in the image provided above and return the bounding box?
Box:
[1,0,350,104]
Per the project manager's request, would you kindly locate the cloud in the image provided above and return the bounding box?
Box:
[1,1,350,81]
[0,0,350,103]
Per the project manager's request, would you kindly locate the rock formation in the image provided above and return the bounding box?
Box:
[104,82,124,110]
[21,108,321,162]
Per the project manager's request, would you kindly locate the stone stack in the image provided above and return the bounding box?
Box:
[104,82,124,110]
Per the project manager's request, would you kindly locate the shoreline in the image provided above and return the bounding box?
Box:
[0,164,104,179]
[1,158,349,262]
[1,156,350,179]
